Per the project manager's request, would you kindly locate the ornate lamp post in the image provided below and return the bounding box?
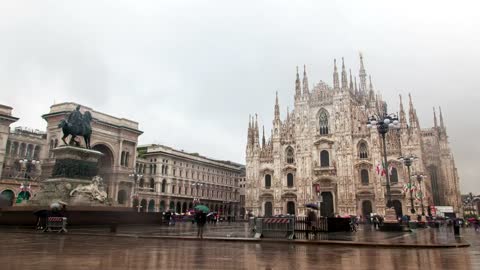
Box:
[192,182,203,205]
[412,173,426,216]
[129,171,143,212]
[366,113,400,208]
[398,154,418,214]
[17,158,40,202]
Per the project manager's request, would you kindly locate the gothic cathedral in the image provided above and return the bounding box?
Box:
[245,54,461,218]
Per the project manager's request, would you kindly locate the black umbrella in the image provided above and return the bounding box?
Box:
[33,209,49,217]
[304,203,319,210]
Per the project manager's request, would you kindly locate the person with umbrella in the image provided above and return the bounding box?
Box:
[194,205,209,238]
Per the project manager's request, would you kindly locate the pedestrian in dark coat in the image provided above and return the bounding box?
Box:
[195,211,207,239]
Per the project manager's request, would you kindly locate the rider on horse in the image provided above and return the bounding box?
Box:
[59,105,93,149]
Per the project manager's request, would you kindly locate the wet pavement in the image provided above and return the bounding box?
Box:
[63,222,468,246]
[0,224,478,269]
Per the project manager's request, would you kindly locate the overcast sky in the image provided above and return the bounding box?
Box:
[0,1,479,193]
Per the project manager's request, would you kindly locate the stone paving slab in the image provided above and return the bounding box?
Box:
[1,223,470,248]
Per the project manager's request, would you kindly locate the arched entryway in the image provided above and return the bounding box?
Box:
[92,144,114,177]
[362,200,373,218]
[148,199,155,212]
[169,201,175,211]
[159,201,166,212]
[0,190,15,206]
[140,199,147,213]
[287,201,295,215]
[117,190,127,204]
[392,200,403,218]
[320,192,334,217]
[188,202,193,210]
[176,202,181,213]
[264,202,273,217]
[182,202,187,213]
[133,198,139,210]
[17,191,31,202]
[92,144,115,196]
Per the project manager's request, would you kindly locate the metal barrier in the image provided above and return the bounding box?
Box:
[257,217,295,239]
[45,217,68,233]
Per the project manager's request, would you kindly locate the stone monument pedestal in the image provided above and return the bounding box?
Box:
[29,146,106,206]
[380,208,410,232]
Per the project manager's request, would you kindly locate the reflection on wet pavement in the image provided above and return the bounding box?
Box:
[0,227,479,270]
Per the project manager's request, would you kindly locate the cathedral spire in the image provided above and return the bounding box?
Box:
[439,106,445,129]
[399,94,406,125]
[359,52,367,92]
[333,59,339,89]
[349,69,353,91]
[408,93,419,128]
[247,114,253,147]
[254,113,259,147]
[354,77,358,94]
[368,75,375,101]
[274,91,280,121]
[262,125,266,148]
[433,107,438,128]
[295,66,301,99]
[302,65,309,95]
[341,57,348,89]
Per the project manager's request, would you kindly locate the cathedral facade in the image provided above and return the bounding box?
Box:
[245,55,461,218]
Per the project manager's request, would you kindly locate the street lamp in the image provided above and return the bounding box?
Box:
[17,158,40,202]
[192,182,204,204]
[398,154,418,214]
[367,112,400,208]
[129,171,143,212]
[412,173,426,216]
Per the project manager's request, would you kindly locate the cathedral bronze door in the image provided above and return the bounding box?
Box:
[321,192,334,217]
[264,202,273,217]
[287,201,295,215]
[392,200,403,218]
[362,200,373,218]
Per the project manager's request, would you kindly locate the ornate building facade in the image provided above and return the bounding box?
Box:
[133,144,243,218]
[245,55,461,218]
[41,102,143,206]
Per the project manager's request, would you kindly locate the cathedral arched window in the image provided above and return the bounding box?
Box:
[390,168,398,184]
[139,178,145,187]
[285,147,294,164]
[320,150,330,167]
[287,173,294,187]
[361,169,369,185]
[319,109,329,135]
[359,142,368,159]
[265,174,272,189]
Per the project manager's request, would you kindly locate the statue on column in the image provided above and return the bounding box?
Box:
[58,105,93,148]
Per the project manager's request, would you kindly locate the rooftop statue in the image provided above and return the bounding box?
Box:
[58,105,92,149]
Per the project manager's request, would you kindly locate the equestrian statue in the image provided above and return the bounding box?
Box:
[58,105,93,149]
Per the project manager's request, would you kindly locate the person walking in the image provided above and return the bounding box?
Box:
[306,210,317,239]
[195,210,207,239]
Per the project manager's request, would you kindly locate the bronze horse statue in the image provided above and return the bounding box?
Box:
[58,110,92,149]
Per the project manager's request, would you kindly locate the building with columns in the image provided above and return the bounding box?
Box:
[245,55,461,218]
[133,144,243,218]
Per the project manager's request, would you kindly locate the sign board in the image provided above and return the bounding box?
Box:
[432,206,453,217]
